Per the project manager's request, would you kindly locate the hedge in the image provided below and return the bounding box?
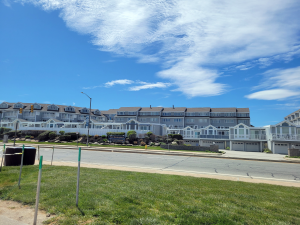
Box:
[107,132,125,136]
[126,130,136,137]
[59,135,71,141]
[0,127,12,134]
[168,134,183,140]
[37,131,52,141]
[65,132,78,140]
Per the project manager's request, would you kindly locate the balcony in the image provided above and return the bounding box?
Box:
[271,134,300,141]
[229,134,266,140]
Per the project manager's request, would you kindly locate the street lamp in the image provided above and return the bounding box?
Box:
[81,92,92,146]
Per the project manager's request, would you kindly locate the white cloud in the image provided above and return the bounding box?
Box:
[246,66,300,100]
[83,85,101,89]
[2,0,11,7]
[18,0,300,97]
[105,79,134,87]
[73,102,75,105]
[246,89,300,100]
[129,82,171,91]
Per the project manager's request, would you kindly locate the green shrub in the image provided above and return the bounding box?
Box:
[37,131,52,141]
[126,130,136,137]
[168,134,183,140]
[59,135,71,141]
[226,147,230,150]
[81,134,87,138]
[101,135,107,138]
[59,130,65,135]
[49,132,57,140]
[65,132,78,140]
[263,148,272,153]
[0,127,12,134]
[103,138,108,142]
[25,135,31,139]
[107,132,125,136]
[146,131,153,137]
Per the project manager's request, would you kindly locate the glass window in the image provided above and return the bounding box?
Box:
[239,129,244,135]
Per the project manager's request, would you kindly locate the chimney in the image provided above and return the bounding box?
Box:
[150,105,152,109]
[173,105,174,109]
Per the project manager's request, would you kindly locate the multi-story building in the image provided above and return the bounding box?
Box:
[284,109,300,125]
[1,101,299,154]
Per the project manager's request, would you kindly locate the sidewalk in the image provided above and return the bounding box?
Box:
[1,143,298,164]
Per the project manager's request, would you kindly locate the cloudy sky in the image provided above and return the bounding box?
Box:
[1,0,300,126]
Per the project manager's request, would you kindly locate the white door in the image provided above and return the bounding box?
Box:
[245,142,260,152]
[232,142,244,151]
[274,143,288,154]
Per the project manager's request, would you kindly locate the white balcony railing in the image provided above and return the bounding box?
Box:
[271,134,300,141]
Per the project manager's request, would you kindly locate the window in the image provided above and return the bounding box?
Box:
[163,112,172,116]
[140,118,147,122]
[13,103,23,109]
[199,119,208,123]
[225,119,234,123]
[174,118,182,122]
[33,103,42,110]
[186,119,194,122]
[212,119,220,123]
[65,106,75,112]
[80,108,89,114]
[0,102,8,109]
[47,104,59,111]
[163,119,170,122]
[150,118,158,122]
[174,112,183,116]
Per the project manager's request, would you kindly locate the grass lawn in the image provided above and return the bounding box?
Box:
[0,165,300,224]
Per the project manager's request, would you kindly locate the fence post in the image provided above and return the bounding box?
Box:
[18,144,25,189]
[51,146,54,166]
[76,147,81,207]
[33,156,43,225]
[0,144,5,172]
[37,145,40,162]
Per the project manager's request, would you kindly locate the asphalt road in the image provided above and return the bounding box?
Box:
[24,147,300,183]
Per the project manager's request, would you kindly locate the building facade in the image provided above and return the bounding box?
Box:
[0,102,299,154]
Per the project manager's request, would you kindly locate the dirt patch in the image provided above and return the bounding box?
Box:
[0,199,54,225]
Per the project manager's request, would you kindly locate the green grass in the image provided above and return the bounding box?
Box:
[1,165,300,224]
[285,155,300,158]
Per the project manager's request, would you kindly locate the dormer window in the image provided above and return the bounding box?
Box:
[65,106,75,112]
[80,108,89,114]
[13,102,24,109]
[0,102,8,109]
[47,104,59,111]
[33,103,42,110]
[93,109,101,115]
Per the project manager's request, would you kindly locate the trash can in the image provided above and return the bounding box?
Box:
[3,135,8,143]
[4,146,36,166]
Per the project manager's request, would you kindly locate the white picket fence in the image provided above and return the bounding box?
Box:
[18,127,150,137]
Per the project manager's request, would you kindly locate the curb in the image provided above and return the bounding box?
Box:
[1,143,299,164]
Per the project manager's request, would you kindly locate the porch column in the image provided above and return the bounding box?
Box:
[230,141,233,151]
[260,141,263,152]
[272,141,276,154]
[135,125,137,130]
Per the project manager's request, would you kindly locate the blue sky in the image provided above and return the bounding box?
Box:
[1,0,300,127]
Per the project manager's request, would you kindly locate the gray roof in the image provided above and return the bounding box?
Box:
[102,109,118,114]
[186,108,210,112]
[140,107,163,112]
[118,107,141,112]
[210,108,237,112]
[3,102,102,115]
[236,108,250,113]
[162,107,186,112]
